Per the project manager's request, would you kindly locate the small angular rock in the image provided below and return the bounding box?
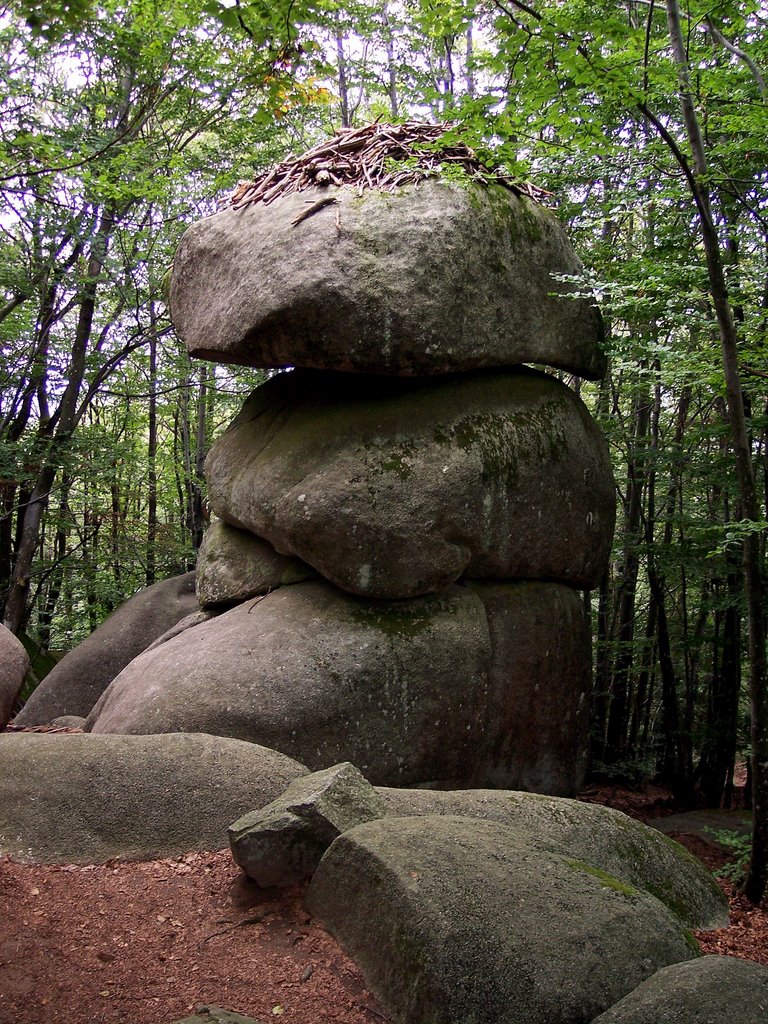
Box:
[230,762,386,885]
[172,1007,265,1024]
[50,715,86,728]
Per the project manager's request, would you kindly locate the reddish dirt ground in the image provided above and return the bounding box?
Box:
[673,835,768,968]
[0,850,387,1024]
[1,765,765,1024]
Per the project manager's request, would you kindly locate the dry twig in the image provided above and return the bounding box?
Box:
[223,122,552,211]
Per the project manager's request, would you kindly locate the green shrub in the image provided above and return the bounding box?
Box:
[707,828,752,884]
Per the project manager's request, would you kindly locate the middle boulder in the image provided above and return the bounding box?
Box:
[206,367,615,599]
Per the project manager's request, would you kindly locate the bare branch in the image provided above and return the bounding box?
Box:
[705,16,767,96]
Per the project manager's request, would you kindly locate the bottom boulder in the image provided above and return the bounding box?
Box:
[0,733,307,864]
[86,579,590,792]
[305,815,699,1024]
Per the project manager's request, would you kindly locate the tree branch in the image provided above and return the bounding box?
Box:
[705,16,767,96]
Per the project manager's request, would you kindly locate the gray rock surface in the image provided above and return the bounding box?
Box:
[144,609,220,652]
[230,762,387,886]
[464,580,591,791]
[0,623,30,727]
[590,956,768,1024]
[375,788,727,928]
[306,815,698,1024]
[170,180,606,379]
[197,520,316,607]
[172,1007,265,1024]
[15,572,199,725]
[0,732,307,863]
[87,579,590,793]
[49,715,86,728]
[206,367,615,598]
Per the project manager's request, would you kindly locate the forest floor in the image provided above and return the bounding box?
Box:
[1,779,766,1024]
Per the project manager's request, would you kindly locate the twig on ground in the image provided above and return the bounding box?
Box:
[199,912,268,946]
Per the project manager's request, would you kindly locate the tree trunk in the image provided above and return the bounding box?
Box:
[336,22,351,128]
[604,373,651,762]
[146,313,158,585]
[665,0,768,903]
[465,21,476,96]
[381,5,399,118]
[698,557,741,808]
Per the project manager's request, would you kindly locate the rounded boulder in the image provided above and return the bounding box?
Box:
[196,520,316,607]
[0,732,307,864]
[86,579,591,794]
[170,180,606,379]
[205,368,615,599]
[0,623,30,727]
[305,814,698,1024]
[15,572,199,725]
[591,956,768,1024]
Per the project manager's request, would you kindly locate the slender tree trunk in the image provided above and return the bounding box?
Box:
[36,474,71,650]
[665,0,768,902]
[605,373,651,762]
[146,312,158,585]
[628,597,658,759]
[465,21,476,96]
[336,21,351,128]
[699,557,741,807]
[382,5,399,118]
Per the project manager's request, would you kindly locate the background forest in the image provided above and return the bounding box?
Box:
[2,1,766,821]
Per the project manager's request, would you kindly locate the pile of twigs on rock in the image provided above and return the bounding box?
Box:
[224,121,551,210]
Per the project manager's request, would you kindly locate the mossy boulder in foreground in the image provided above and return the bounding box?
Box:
[305,814,700,1024]
[375,787,728,929]
[0,732,307,864]
[591,955,768,1024]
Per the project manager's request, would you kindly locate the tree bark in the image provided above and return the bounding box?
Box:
[146,307,158,585]
[665,0,768,903]
[604,372,651,763]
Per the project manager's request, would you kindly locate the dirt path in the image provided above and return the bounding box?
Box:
[0,849,387,1024]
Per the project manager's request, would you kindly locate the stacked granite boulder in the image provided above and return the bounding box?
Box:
[87,124,615,795]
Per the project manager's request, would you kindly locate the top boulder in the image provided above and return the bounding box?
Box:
[171,176,605,378]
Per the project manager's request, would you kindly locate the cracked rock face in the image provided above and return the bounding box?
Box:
[170,180,606,379]
[204,367,615,600]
